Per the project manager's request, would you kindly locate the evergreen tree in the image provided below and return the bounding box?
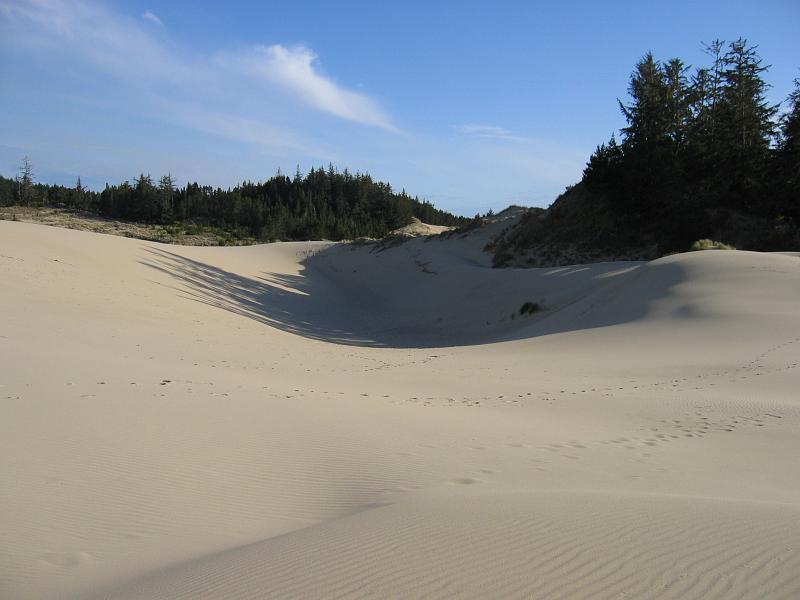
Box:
[774,78,800,219]
[17,156,35,205]
[616,53,682,224]
[158,173,175,221]
[74,176,87,211]
[717,38,778,210]
[684,41,728,204]
[699,40,726,152]
[1,165,465,241]
[619,53,669,152]
[583,134,623,194]
[579,38,795,252]
[663,58,691,150]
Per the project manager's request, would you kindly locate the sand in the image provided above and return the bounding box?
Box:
[1,218,799,599]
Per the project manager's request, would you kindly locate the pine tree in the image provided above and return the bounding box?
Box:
[701,40,726,150]
[619,53,669,151]
[663,58,691,151]
[717,38,778,210]
[17,156,34,205]
[1,165,465,239]
[616,53,680,221]
[74,176,87,210]
[158,174,176,221]
[683,41,728,202]
[583,134,623,194]
[774,78,800,219]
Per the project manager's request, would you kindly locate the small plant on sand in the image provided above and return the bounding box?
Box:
[519,301,541,316]
[690,239,735,251]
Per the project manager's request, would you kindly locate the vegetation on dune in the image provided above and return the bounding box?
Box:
[493,38,800,266]
[690,239,735,251]
[0,205,258,246]
[0,165,466,243]
[519,301,542,316]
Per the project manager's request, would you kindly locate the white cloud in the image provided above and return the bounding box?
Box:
[151,99,330,158]
[141,10,163,27]
[240,44,396,131]
[457,123,527,142]
[0,0,189,83]
[0,0,394,132]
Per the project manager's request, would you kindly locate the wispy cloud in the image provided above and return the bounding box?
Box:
[0,0,394,133]
[141,10,163,27]
[235,44,396,131]
[151,98,329,157]
[0,0,190,83]
[0,0,585,212]
[457,123,527,142]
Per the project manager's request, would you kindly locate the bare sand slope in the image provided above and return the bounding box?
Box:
[1,220,799,599]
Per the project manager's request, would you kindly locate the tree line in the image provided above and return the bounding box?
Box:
[583,38,799,251]
[0,165,466,241]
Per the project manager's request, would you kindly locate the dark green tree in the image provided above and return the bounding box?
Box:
[17,156,35,205]
[774,78,800,219]
[717,38,778,210]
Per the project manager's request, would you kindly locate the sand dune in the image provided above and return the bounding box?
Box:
[102,492,800,600]
[1,219,799,599]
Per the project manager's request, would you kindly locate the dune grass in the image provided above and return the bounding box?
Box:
[690,239,735,251]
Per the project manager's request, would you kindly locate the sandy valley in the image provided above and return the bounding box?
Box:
[2,217,800,599]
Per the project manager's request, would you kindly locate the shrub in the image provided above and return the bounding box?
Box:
[690,239,735,251]
[519,301,541,316]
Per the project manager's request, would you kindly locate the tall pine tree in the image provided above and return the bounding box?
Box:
[717,39,778,211]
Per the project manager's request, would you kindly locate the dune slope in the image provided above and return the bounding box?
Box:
[1,220,799,599]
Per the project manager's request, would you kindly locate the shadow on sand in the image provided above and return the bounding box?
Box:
[139,246,687,349]
[140,246,388,347]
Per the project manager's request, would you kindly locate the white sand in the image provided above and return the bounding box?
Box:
[1,219,799,599]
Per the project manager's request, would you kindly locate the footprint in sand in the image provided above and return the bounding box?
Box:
[447,477,481,485]
[40,551,92,568]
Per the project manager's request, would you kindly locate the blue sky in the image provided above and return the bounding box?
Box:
[1,0,798,215]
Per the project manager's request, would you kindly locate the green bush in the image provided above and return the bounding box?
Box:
[690,239,735,251]
[519,301,541,316]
